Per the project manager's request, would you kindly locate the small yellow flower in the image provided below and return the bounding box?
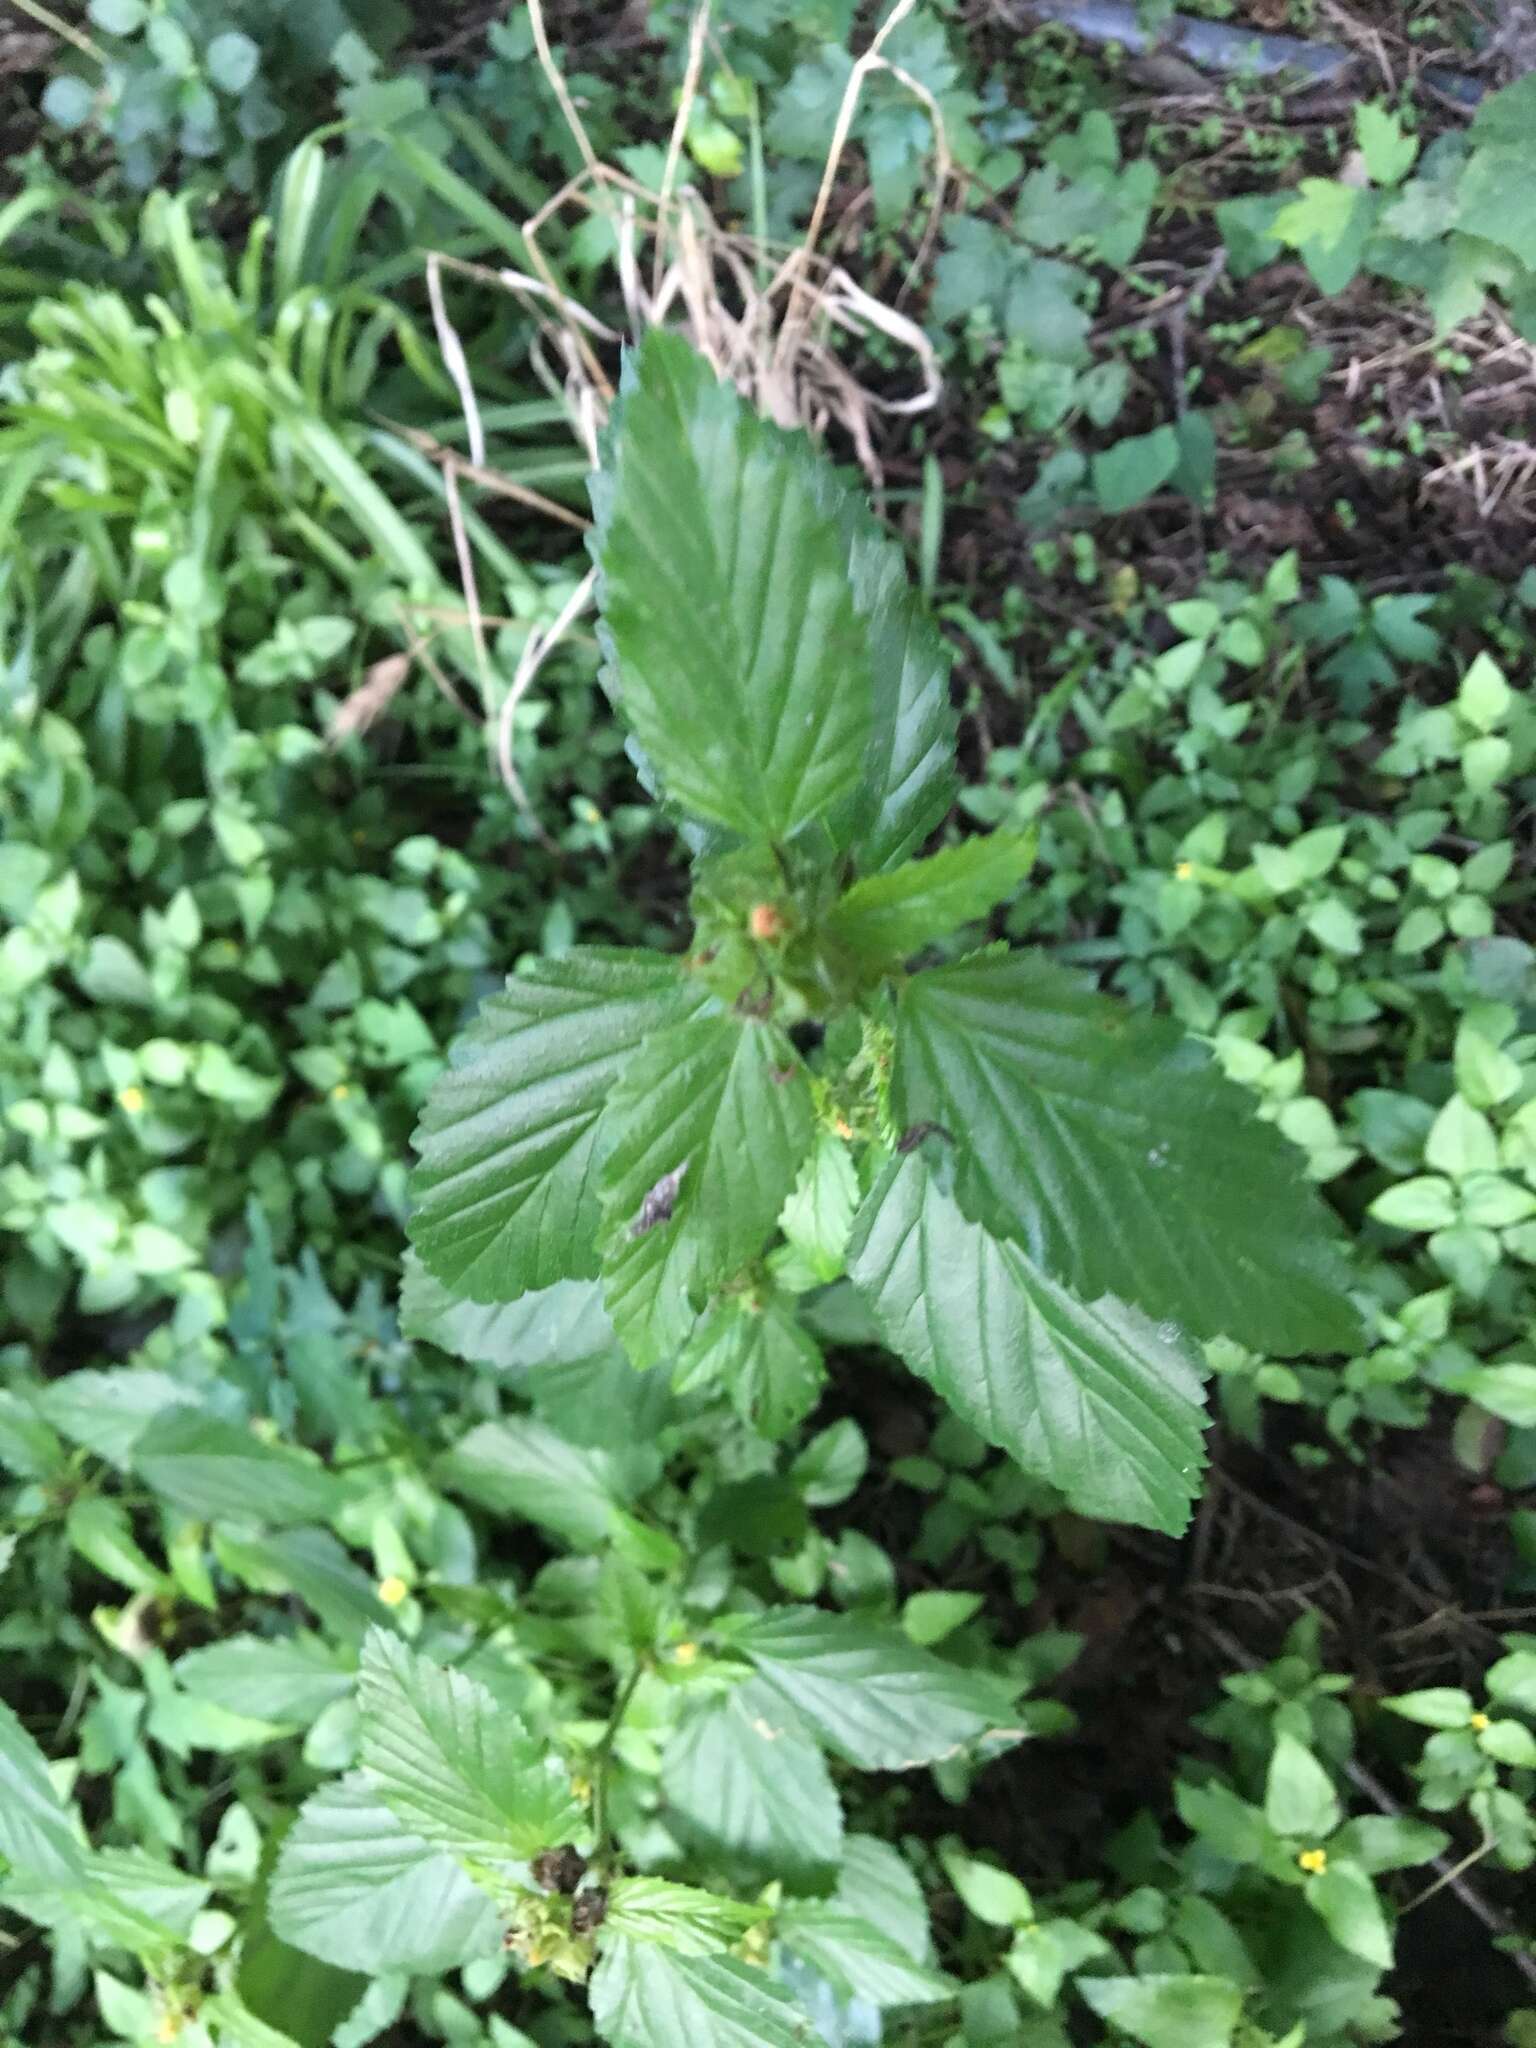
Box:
[331,1083,350,1101]
[674,1641,699,1667]
[119,1086,146,1114]
[833,1117,854,1140]
[1175,861,1195,882]
[1297,1847,1328,1875]
[571,1774,592,1804]
[1471,1711,1491,1732]
[377,1574,409,1608]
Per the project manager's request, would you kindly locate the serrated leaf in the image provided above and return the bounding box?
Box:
[438,1416,634,1546]
[0,1697,85,1885]
[66,1496,167,1595]
[1079,1973,1242,2048]
[940,1846,1033,1928]
[1488,1650,1536,1715]
[589,1935,821,2048]
[826,833,1035,967]
[1382,1686,1473,1730]
[730,1605,1017,1769]
[1091,426,1180,515]
[833,1836,933,1959]
[174,1635,353,1728]
[779,1903,953,2007]
[661,1679,844,1894]
[400,1254,616,1374]
[356,1630,581,1861]
[3,1884,177,1974]
[600,1012,814,1366]
[216,1527,388,1644]
[592,331,873,842]
[779,1133,862,1284]
[131,1410,346,1528]
[891,951,1359,1354]
[1006,1916,1110,2007]
[603,1877,764,1955]
[1453,1364,1536,1427]
[409,950,695,1303]
[269,1775,501,1976]
[1273,178,1364,254]
[676,1291,827,1440]
[1456,147,1536,268]
[847,1155,1208,1535]
[835,496,959,872]
[38,1367,194,1467]
[3,1848,209,1963]
[1175,1779,1267,1863]
[1331,1815,1448,1873]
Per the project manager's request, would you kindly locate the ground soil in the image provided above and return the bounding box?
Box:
[833,1347,1535,2042]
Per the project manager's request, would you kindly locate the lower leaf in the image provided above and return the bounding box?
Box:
[589,1935,821,2048]
[847,1154,1210,1536]
[269,1776,502,1977]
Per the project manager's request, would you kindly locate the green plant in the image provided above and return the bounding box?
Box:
[354,330,1360,2037]
[931,1616,1456,2047]
[0,328,1371,2048]
[1223,87,1536,339]
[39,0,405,192]
[12,11,1536,2041]
[0,146,636,1338]
[1385,1640,1536,1874]
[409,331,1359,1542]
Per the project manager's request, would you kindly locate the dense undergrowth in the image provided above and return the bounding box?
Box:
[2,4,1536,2047]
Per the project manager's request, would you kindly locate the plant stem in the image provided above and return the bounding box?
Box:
[8,0,102,61]
[590,1660,646,1866]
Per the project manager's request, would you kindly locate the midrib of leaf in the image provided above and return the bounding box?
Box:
[594,333,873,844]
[421,1091,600,1215]
[893,954,1359,1354]
[409,952,696,1301]
[848,1154,1207,1533]
[745,473,849,831]
[837,493,958,872]
[944,1024,1201,1285]
[600,1012,814,1366]
[605,438,769,824]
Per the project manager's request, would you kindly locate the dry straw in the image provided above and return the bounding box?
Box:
[421,0,951,824]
